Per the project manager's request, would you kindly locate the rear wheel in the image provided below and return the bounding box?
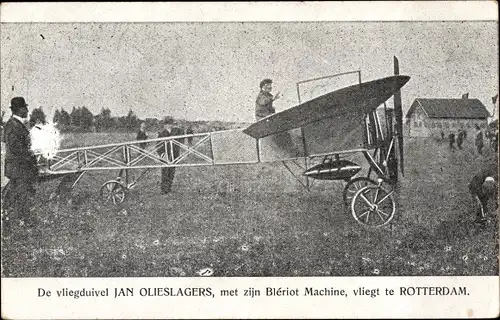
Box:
[343,177,377,208]
[100,180,126,205]
[351,185,396,227]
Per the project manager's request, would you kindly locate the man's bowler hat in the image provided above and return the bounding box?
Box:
[10,97,28,110]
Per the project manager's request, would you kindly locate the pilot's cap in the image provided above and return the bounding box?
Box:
[259,79,272,89]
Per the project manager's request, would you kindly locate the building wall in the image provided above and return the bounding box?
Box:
[406,103,488,138]
[406,104,430,137]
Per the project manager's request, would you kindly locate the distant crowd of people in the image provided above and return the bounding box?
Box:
[443,124,498,155]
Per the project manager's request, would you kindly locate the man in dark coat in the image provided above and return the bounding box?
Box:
[2,97,39,227]
[157,120,181,194]
[456,130,464,150]
[468,154,498,224]
[255,78,281,121]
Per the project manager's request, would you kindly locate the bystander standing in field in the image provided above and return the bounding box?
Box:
[456,130,464,150]
[157,119,179,194]
[2,97,39,230]
[475,124,484,155]
[255,78,281,121]
[440,130,445,140]
[486,129,498,151]
[136,122,148,150]
[468,153,498,224]
[448,132,456,152]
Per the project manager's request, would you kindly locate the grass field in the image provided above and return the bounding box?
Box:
[1,132,498,277]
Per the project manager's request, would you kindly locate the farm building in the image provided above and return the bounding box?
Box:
[405,97,490,137]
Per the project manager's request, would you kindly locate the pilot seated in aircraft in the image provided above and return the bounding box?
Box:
[254,79,303,157]
[468,153,498,224]
[255,78,281,121]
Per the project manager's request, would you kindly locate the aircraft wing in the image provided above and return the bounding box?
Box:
[243,75,410,139]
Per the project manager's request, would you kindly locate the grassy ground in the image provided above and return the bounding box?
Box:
[1,133,498,277]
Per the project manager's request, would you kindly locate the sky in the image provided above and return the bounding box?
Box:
[1,21,498,123]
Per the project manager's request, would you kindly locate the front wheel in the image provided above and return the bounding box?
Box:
[351,185,396,227]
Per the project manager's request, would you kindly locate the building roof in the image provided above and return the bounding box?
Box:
[406,98,490,119]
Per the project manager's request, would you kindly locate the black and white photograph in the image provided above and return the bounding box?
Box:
[0,2,498,319]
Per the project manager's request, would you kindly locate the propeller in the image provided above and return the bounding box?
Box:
[393,56,405,177]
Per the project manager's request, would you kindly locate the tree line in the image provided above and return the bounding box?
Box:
[1,106,246,135]
[0,106,143,133]
[54,107,142,132]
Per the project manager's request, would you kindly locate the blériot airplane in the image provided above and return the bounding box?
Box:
[16,56,411,228]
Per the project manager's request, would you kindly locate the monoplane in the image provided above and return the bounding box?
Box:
[30,57,410,228]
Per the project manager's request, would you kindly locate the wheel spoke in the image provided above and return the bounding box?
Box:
[373,187,380,204]
[375,210,386,222]
[364,210,371,223]
[358,210,370,219]
[376,209,389,217]
[376,191,393,205]
[360,192,374,207]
